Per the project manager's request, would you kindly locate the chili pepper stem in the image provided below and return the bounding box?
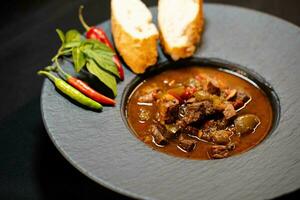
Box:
[51,48,72,62]
[37,70,57,82]
[79,5,91,31]
[44,66,57,72]
[54,58,71,80]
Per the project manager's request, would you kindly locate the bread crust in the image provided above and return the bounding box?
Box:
[111,7,158,74]
[158,0,204,60]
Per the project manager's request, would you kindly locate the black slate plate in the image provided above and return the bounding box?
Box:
[41,4,300,200]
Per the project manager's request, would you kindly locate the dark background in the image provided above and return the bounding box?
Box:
[0,0,299,199]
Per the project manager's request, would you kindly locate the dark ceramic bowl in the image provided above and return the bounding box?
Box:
[41,4,300,200]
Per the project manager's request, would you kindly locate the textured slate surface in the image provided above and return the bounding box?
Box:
[41,4,300,200]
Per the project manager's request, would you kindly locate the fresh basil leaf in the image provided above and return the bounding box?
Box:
[86,39,113,52]
[97,54,116,65]
[86,59,117,96]
[64,41,81,48]
[56,29,65,44]
[80,43,93,52]
[83,48,119,78]
[93,49,115,57]
[72,47,86,72]
[65,29,81,43]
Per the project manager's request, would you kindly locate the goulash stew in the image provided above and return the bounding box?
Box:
[126,67,273,159]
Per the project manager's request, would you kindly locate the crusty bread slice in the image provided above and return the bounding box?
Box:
[158,0,204,60]
[111,0,159,74]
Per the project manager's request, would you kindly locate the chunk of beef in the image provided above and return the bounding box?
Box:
[150,125,168,145]
[210,130,232,145]
[237,91,250,102]
[206,80,221,96]
[200,130,211,142]
[232,91,250,109]
[209,145,229,159]
[178,100,216,126]
[178,135,197,152]
[199,118,229,142]
[203,118,228,130]
[178,103,201,125]
[196,74,222,96]
[182,126,199,137]
[223,103,236,119]
[216,118,229,129]
[158,94,180,124]
[209,142,236,159]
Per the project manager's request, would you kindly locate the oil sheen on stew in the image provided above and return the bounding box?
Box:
[126,67,273,159]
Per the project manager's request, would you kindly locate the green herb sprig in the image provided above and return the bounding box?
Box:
[52,29,119,96]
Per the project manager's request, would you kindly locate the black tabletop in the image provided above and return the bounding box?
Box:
[0,0,299,199]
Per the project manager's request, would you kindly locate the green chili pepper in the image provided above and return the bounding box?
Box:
[38,70,102,110]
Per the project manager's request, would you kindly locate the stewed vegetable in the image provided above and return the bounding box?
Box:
[234,114,260,135]
[126,67,273,159]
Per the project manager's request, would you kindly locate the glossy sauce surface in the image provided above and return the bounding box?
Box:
[126,67,273,159]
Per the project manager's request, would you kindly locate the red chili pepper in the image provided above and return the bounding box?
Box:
[54,64,116,106]
[79,5,124,81]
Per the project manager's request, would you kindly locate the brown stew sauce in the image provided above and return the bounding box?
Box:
[126,67,273,159]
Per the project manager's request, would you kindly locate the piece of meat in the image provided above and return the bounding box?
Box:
[178,103,201,125]
[178,100,216,125]
[200,130,211,141]
[158,94,180,124]
[197,74,222,96]
[214,118,229,130]
[178,135,197,152]
[223,103,236,119]
[237,91,250,102]
[206,80,221,96]
[209,141,237,159]
[232,91,250,109]
[199,117,230,141]
[203,118,228,130]
[150,125,168,145]
[210,130,232,145]
[182,126,199,137]
[209,145,229,159]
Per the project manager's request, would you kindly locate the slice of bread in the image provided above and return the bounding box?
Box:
[111,0,159,74]
[158,0,204,60]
